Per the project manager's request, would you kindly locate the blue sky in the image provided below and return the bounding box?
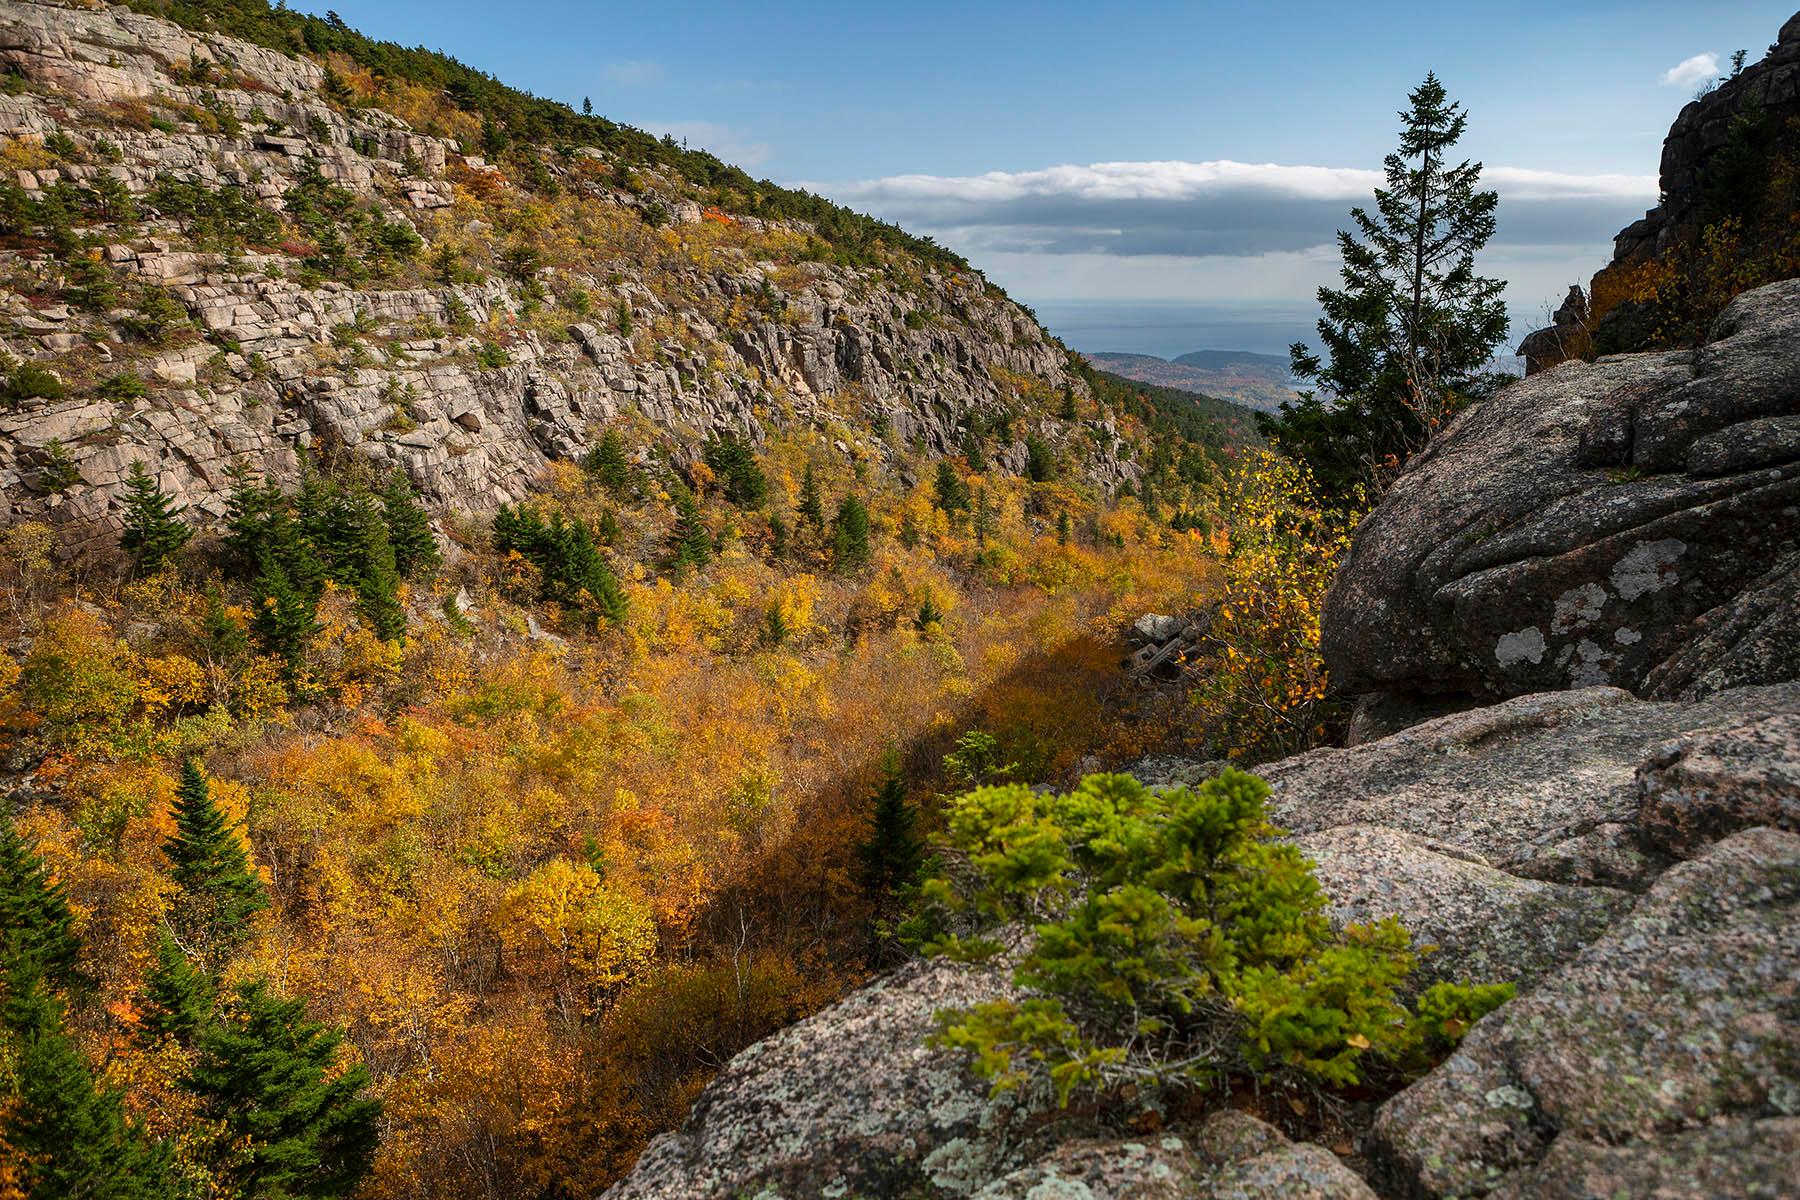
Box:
[299,0,1795,352]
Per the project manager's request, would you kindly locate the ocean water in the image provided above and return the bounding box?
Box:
[1025,301,1319,360]
[1027,299,1536,364]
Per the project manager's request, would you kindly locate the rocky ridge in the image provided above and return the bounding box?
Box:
[0,0,1132,549]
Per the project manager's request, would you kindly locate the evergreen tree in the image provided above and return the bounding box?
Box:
[767,511,788,559]
[668,484,711,571]
[582,429,634,496]
[961,426,988,472]
[830,494,871,571]
[139,931,213,1046]
[493,506,627,626]
[201,585,249,663]
[1024,436,1057,483]
[250,557,324,676]
[330,485,407,642]
[164,759,268,965]
[0,817,85,994]
[1059,385,1078,421]
[855,756,923,905]
[972,486,993,548]
[796,463,825,529]
[1262,74,1508,502]
[1,964,173,1200]
[932,460,969,515]
[1056,510,1072,545]
[119,460,191,573]
[702,434,768,507]
[378,471,439,580]
[187,981,380,1200]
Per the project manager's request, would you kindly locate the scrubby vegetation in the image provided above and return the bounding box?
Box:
[0,416,1278,1196]
[918,769,1513,1105]
[119,0,975,273]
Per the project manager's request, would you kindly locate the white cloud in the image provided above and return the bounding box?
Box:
[1660,52,1718,88]
[600,60,664,87]
[639,120,771,168]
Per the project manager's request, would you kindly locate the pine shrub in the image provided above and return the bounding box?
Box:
[918,769,1513,1104]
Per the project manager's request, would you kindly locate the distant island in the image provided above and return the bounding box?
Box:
[1087,350,1299,414]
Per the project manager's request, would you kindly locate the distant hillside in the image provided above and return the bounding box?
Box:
[1081,368,1262,451]
[1089,351,1298,414]
[1172,349,1293,374]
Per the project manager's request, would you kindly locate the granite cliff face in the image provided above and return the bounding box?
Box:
[1320,279,1800,709]
[0,0,1129,551]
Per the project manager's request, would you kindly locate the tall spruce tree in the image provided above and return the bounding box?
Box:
[187,981,380,1200]
[119,460,190,574]
[1,964,174,1200]
[164,759,267,965]
[855,756,923,905]
[1262,73,1508,502]
[797,463,825,529]
[0,817,85,993]
[668,484,711,572]
[933,460,970,516]
[139,931,213,1046]
[583,430,634,496]
[830,494,871,571]
[378,471,440,580]
[251,556,324,676]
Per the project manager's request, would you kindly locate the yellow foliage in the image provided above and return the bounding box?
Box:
[499,858,657,991]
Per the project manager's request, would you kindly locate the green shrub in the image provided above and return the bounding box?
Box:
[3,363,64,406]
[96,372,148,400]
[917,769,1512,1104]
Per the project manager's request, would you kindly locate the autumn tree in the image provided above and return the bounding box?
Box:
[120,460,191,574]
[164,758,268,965]
[1263,73,1508,502]
[186,981,381,1200]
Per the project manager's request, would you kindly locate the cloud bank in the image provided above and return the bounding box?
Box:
[807,158,1658,307]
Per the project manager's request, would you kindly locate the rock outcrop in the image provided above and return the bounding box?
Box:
[602,679,1800,1198]
[1613,14,1800,268]
[1320,279,1800,708]
[0,0,1133,550]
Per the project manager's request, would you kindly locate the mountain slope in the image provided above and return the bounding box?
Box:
[0,0,1154,551]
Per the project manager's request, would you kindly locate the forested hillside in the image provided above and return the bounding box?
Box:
[0,2,1284,1195]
